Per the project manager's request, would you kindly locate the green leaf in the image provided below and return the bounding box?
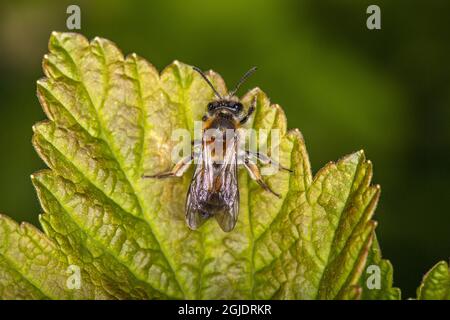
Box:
[0,214,64,300]
[360,237,401,300]
[1,32,384,299]
[417,261,450,300]
[0,214,112,299]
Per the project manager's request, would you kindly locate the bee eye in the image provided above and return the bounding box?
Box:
[235,103,243,112]
[208,103,214,111]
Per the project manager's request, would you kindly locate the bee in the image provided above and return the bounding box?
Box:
[143,66,291,232]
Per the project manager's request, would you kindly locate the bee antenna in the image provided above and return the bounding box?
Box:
[193,66,223,99]
[229,66,258,97]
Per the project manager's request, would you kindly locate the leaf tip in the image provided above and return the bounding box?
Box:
[173,59,182,67]
[288,127,304,139]
[36,77,45,86]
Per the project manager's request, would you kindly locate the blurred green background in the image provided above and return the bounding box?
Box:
[0,0,449,297]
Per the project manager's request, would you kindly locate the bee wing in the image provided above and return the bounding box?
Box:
[185,150,210,230]
[213,168,239,231]
[214,138,239,232]
[186,135,240,232]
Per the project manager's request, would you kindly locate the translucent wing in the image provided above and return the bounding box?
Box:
[213,139,239,232]
[185,135,239,232]
[185,148,211,230]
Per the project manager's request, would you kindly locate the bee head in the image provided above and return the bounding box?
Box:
[193,65,257,117]
[207,100,243,116]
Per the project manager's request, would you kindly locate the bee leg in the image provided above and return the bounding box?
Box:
[142,155,193,179]
[239,96,256,124]
[244,159,281,198]
[246,151,293,173]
